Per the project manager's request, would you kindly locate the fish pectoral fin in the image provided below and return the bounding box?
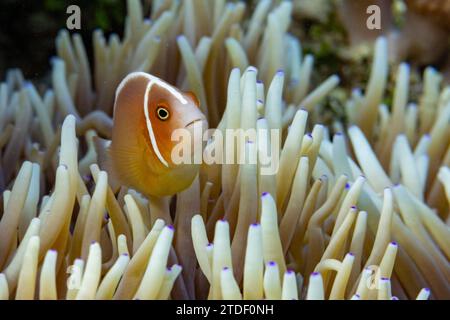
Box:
[93,136,121,193]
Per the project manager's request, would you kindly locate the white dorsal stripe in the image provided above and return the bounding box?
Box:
[116,71,187,105]
[144,80,170,167]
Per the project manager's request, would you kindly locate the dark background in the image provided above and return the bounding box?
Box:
[0,0,126,80]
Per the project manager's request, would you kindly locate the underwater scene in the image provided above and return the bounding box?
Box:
[0,0,449,301]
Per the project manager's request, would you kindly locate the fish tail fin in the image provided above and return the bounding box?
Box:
[93,136,121,193]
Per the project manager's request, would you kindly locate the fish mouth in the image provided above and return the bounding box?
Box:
[185,118,206,128]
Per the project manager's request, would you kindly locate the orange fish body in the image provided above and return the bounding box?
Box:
[99,72,207,197]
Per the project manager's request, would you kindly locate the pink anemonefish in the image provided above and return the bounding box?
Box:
[95,72,208,197]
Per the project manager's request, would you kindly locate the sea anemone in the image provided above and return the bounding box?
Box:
[0,0,449,300]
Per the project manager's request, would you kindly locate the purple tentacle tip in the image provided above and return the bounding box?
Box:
[262,192,269,197]
[167,225,174,230]
[223,267,229,271]
[268,261,276,266]
[391,241,398,246]
[311,272,320,276]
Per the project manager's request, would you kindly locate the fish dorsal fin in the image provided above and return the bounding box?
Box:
[93,136,121,193]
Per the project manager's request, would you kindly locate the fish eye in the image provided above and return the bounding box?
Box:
[156,106,170,120]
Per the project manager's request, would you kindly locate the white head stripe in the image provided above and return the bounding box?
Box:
[143,80,170,167]
[148,76,188,105]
